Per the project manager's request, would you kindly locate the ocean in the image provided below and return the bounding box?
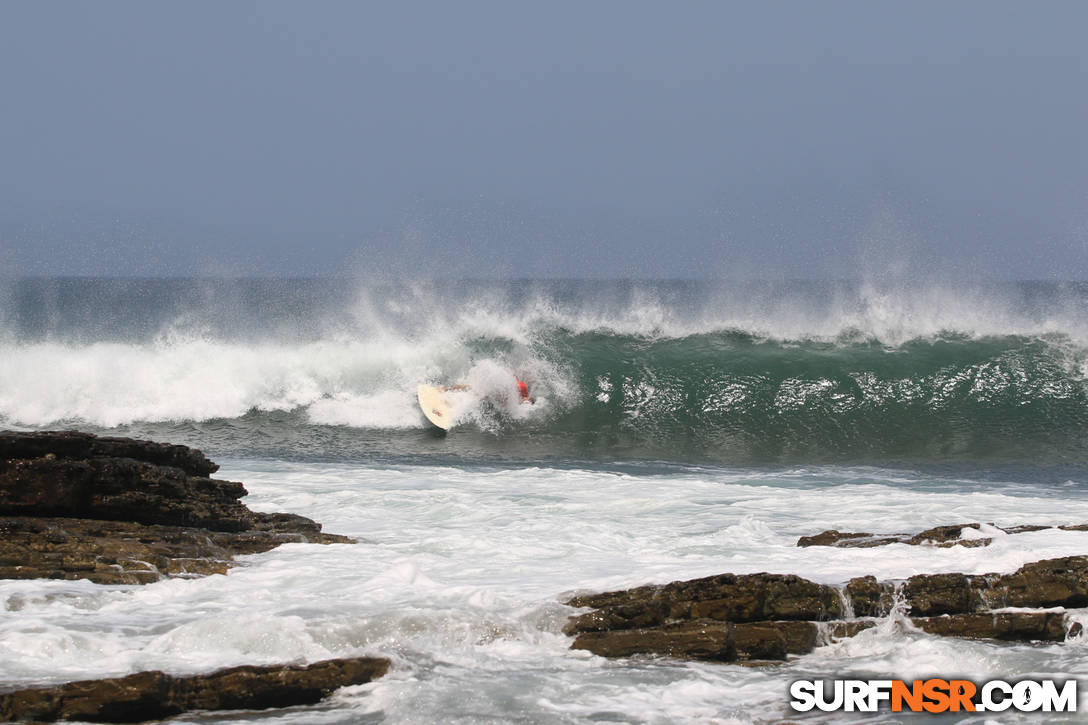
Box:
[2,277,1088,723]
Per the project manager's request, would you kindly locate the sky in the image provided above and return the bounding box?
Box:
[1,1,1087,279]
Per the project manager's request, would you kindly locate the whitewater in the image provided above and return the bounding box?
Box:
[3,278,1088,723]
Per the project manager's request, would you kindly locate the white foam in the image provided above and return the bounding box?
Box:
[306,391,424,429]
[0,332,561,428]
[4,462,1088,721]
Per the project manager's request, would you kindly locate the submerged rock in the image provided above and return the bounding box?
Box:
[796,530,910,548]
[0,431,353,584]
[798,522,1063,549]
[0,657,390,723]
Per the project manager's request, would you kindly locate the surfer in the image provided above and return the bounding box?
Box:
[515,378,531,403]
[438,379,534,404]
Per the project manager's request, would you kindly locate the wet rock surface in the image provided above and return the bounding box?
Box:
[0,431,218,478]
[798,522,1066,549]
[795,530,910,548]
[564,572,844,634]
[911,611,1070,641]
[0,657,391,723]
[565,557,1088,663]
[0,431,352,584]
[570,620,739,661]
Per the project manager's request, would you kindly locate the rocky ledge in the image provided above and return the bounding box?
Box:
[0,657,390,723]
[0,431,352,584]
[563,556,1088,663]
[797,522,1086,549]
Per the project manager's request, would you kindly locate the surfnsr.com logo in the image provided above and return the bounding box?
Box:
[789,678,1077,713]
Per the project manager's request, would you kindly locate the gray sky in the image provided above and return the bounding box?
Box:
[2,1,1087,278]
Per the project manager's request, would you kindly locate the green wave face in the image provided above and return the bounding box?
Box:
[4,279,1088,465]
[525,330,1088,463]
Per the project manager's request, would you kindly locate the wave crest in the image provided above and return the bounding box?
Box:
[3,279,1087,462]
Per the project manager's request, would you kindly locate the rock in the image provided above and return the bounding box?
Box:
[984,556,1088,609]
[568,607,1072,663]
[911,611,1068,642]
[0,657,390,723]
[0,431,353,585]
[571,620,737,661]
[571,618,880,662]
[902,557,1088,615]
[1005,525,1052,534]
[732,621,794,660]
[796,530,909,548]
[903,572,988,616]
[798,524,993,549]
[567,603,1075,663]
[681,573,843,623]
[0,516,350,585]
[0,430,218,477]
[828,619,879,641]
[905,523,991,548]
[906,523,983,545]
[564,557,1088,663]
[563,572,843,636]
[844,576,894,617]
[799,522,1068,549]
[0,446,251,532]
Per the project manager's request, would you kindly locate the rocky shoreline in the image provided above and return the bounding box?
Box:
[797,522,1088,549]
[0,430,351,585]
[0,430,386,722]
[0,658,390,724]
[563,556,1088,663]
[4,430,1087,719]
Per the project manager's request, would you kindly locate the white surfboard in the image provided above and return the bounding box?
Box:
[417,384,453,430]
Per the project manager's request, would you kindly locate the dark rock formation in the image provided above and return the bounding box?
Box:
[984,556,1088,609]
[570,618,878,662]
[798,524,993,548]
[796,530,909,548]
[4,431,250,531]
[0,431,218,477]
[570,620,737,661]
[912,611,1069,641]
[906,524,992,547]
[570,606,1078,661]
[564,573,843,635]
[903,572,986,616]
[844,575,893,617]
[901,556,1088,616]
[0,516,349,585]
[799,522,1063,549]
[0,657,390,723]
[0,431,352,584]
[565,557,1088,663]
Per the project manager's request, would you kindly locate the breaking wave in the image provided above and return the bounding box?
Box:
[2,278,1087,463]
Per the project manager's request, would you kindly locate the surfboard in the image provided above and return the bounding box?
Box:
[417,384,453,430]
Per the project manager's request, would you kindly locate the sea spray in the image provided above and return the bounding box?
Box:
[3,279,1087,464]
